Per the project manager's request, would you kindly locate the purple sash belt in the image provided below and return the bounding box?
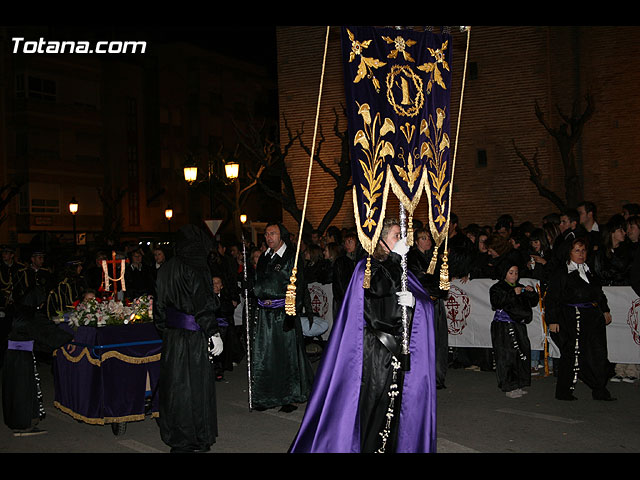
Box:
[166,306,201,331]
[567,302,597,309]
[216,317,228,327]
[8,340,34,351]
[257,298,285,309]
[492,309,514,323]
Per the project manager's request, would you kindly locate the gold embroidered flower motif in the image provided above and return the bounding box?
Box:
[416,40,450,94]
[382,35,416,62]
[354,102,395,231]
[347,28,386,93]
[420,108,450,227]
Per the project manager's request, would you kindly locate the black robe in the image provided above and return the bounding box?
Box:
[359,252,414,452]
[545,265,612,400]
[3,305,72,430]
[251,244,314,410]
[407,247,448,389]
[489,280,538,392]
[154,225,221,451]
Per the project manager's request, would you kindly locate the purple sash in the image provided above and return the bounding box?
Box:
[257,298,285,309]
[216,317,228,327]
[567,302,596,309]
[289,258,436,453]
[7,340,34,351]
[492,309,514,323]
[166,306,201,331]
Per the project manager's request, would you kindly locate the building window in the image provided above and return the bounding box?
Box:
[18,182,61,215]
[477,149,487,168]
[15,74,57,102]
[469,62,478,81]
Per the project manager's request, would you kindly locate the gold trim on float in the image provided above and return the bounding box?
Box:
[54,401,159,425]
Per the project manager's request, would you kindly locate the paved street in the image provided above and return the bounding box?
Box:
[1,355,640,454]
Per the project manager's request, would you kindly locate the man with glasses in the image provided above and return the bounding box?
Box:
[250,222,314,413]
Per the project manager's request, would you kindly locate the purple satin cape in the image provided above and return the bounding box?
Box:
[289,258,437,453]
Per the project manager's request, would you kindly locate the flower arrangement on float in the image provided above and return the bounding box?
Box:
[67,295,153,328]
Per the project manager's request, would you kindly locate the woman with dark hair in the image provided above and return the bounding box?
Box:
[469,229,492,279]
[303,244,330,284]
[523,228,552,284]
[290,218,436,453]
[545,238,615,401]
[590,214,633,286]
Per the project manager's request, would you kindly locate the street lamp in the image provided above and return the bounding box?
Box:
[165,205,173,232]
[225,161,239,181]
[183,165,198,184]
[69,197,78,246]
[240,214,247,224]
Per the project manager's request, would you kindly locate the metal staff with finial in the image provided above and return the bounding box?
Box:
[240,215,253,410]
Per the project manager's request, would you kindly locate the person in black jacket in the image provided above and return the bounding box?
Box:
[211,275,244,381]
[546,238,615,402]
[331,231,363,314]
[124,248,156,301]
[154,224,223,452]
[489,260,539,398]
[407,227,449,389]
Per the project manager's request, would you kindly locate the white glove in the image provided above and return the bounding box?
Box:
[392,238,410,256]
[209,334,224,357]
[396,290,415,308]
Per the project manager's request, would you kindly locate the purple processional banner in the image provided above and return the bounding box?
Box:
[341,26,452,254]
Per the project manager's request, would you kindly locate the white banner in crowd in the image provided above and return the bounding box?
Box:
[446,278,640,365]
[234,277,640,364]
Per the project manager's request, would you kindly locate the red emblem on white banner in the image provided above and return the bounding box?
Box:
[445,285,471,335]
[627,297,640,346]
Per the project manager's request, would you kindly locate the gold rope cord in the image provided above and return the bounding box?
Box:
[285,26,331,316]
[438,26,471,290]
[54,346,161,366]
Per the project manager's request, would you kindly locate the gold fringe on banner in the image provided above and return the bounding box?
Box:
[284,26,331,315]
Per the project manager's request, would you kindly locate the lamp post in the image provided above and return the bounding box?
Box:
[164,205,173,233]
[68,197,78,247]
[183,155,241,221]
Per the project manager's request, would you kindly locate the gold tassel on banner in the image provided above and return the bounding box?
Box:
[427,245,439,275]
[285,267,298,315]
[363,256,372,289]
[439,249,450,291]
[406,214,414,246]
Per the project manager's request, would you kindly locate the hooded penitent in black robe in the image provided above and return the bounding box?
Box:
[407,246,449,389]
[154,225,220,452]
[489,270,539,393]
[545,262,613,400]
[251,225,314,410]
[2,290,73,431]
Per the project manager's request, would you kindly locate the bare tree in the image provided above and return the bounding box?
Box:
[513,93,595,210]
[0,179,25,227]
[296,106,352,234]
[97,184,127,245]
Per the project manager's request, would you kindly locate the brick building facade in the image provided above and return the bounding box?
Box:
[276,25,640,235]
